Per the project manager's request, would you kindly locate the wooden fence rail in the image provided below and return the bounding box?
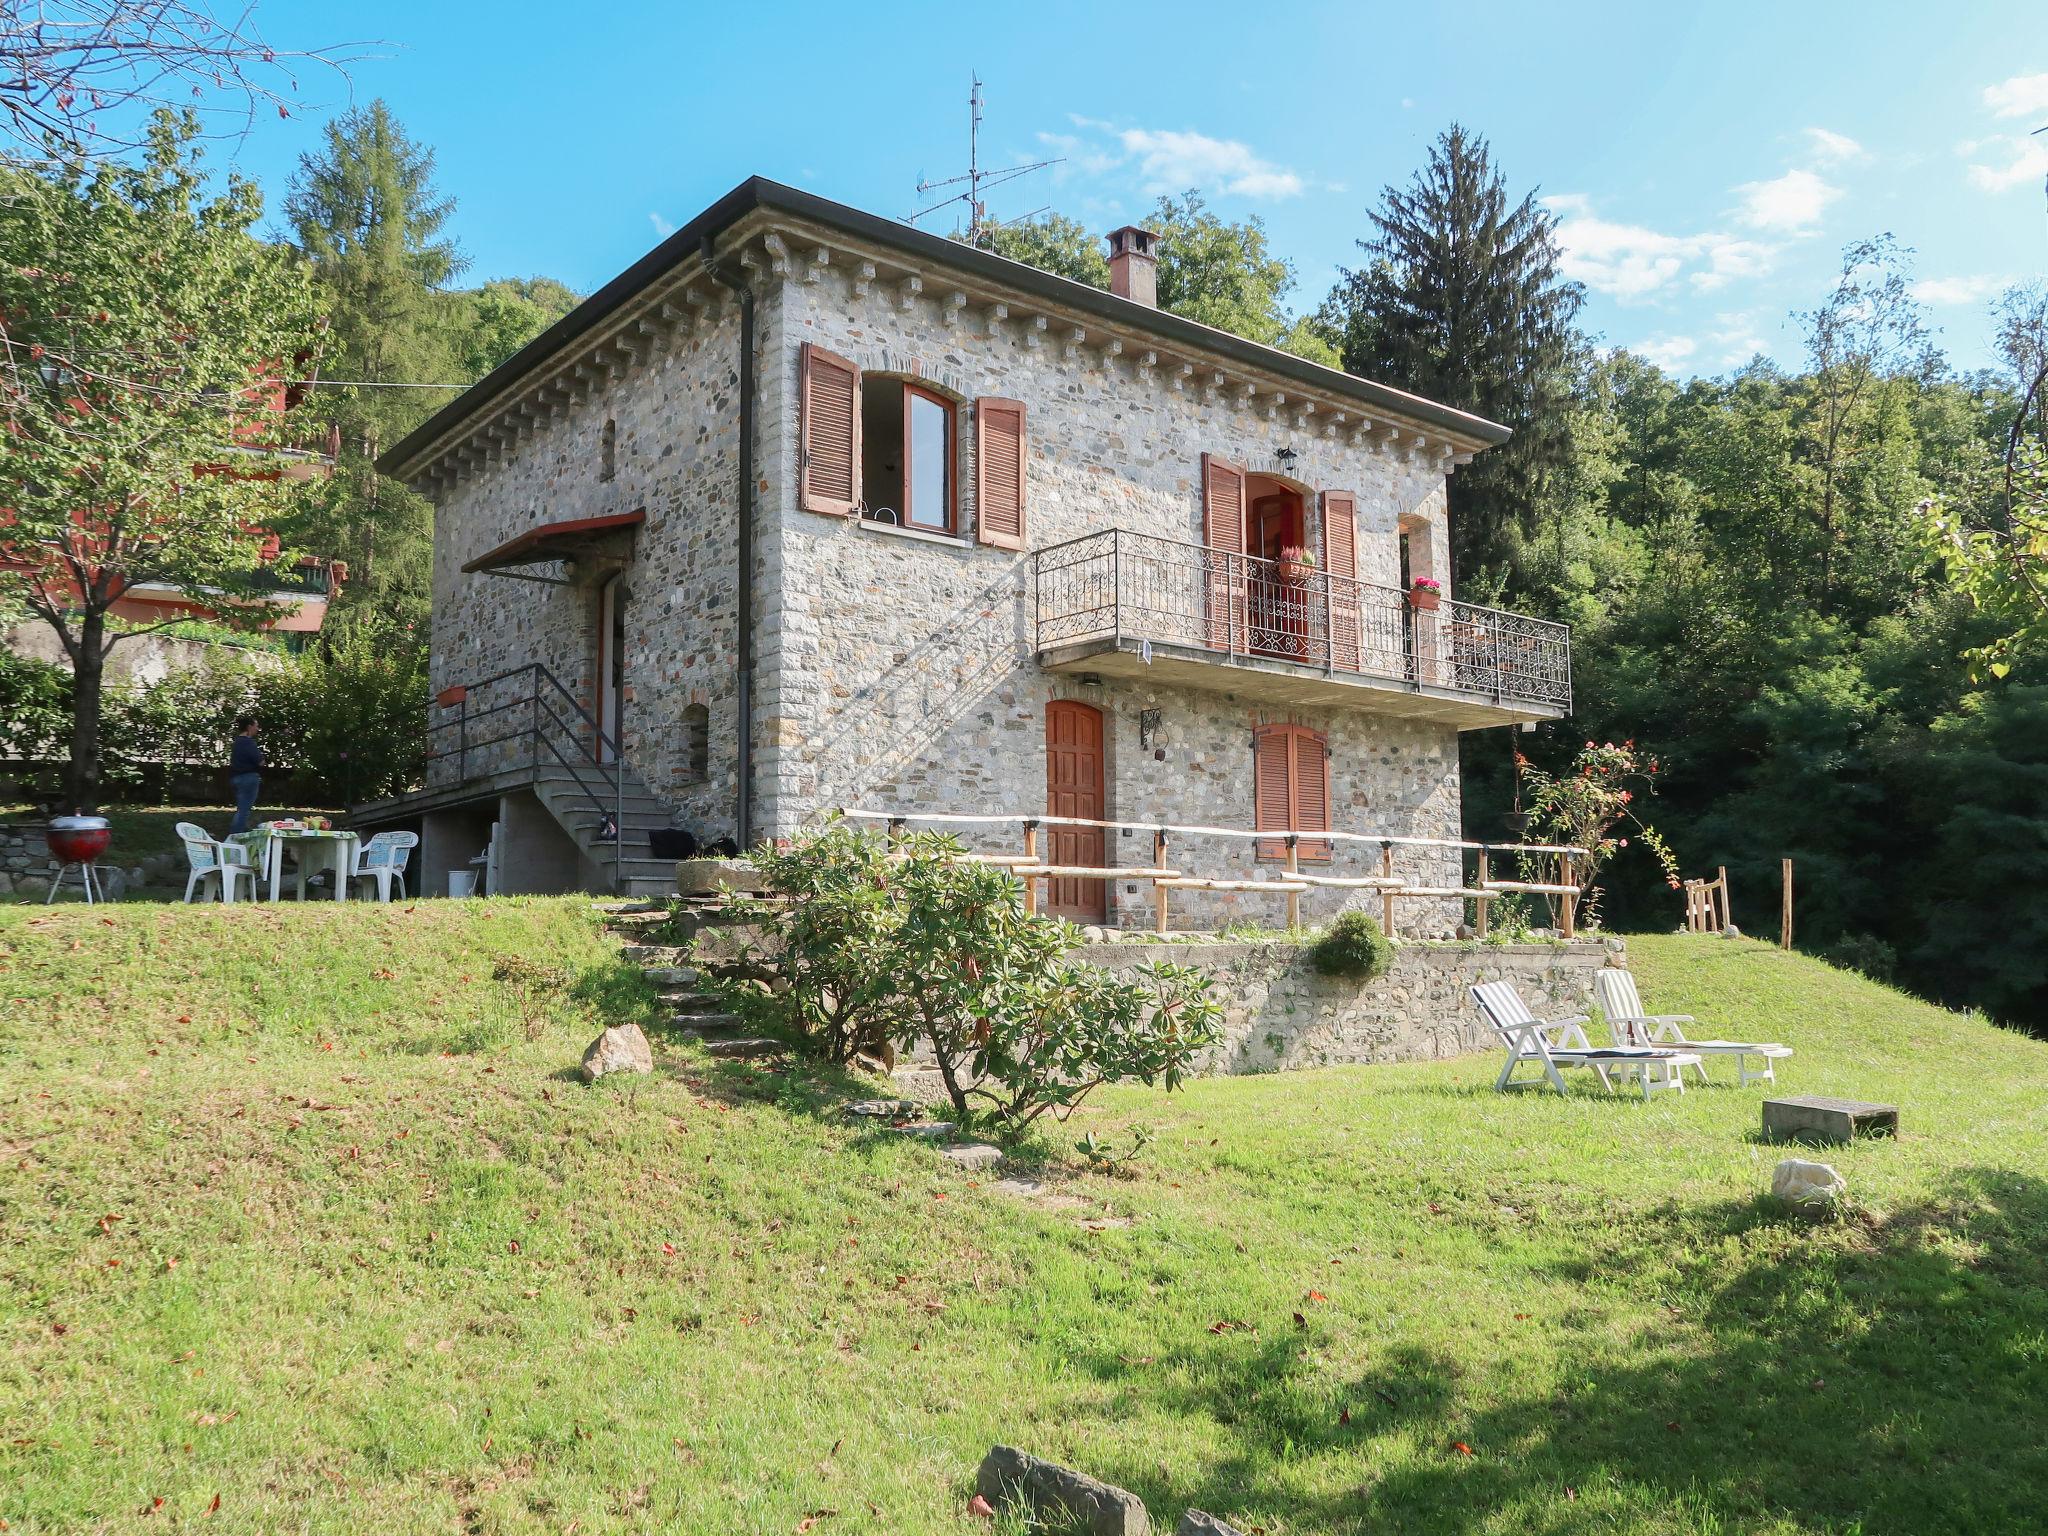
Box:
[832,806,1590,940]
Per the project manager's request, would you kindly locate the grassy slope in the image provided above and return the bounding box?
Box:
[2,904,2044,1535]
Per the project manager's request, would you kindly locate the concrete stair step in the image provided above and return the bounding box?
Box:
[641,965,699,988]
[676,1013,742,1033]
[665,990,725,1013]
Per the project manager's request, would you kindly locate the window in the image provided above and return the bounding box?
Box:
[859,378,954,533]
[680,703,709,783]
[600,418,617,482]
[1253,723,1332,862]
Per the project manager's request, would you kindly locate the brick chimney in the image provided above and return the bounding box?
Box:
[1106,225,1161,307]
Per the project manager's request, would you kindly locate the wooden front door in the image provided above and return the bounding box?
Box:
[1044,701,1107,923]
[1248,492,1306,660]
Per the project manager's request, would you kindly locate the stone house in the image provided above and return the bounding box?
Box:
[366,179,1570,918]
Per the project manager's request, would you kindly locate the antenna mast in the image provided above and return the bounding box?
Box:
[909,73,1062,244]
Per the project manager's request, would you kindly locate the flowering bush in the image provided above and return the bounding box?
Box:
[1517,740,1683,922]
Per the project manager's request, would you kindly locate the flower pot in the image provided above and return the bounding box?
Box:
[1277,560,1315,584]
[1502,811,1531,837]
[1407,588,1441,612]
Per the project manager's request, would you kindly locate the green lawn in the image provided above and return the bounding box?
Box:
[2,902,2043,1534]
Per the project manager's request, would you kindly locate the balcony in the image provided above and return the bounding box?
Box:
[1033,528,1571,728]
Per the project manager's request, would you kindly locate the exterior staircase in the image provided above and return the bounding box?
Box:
[533,760,682,900]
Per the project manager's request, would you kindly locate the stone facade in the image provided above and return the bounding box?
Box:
[415,193,1527,928]
[427,309,748,839]
[1081,938,1622,1073]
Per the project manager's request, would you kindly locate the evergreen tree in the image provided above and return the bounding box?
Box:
[1322,124,1583,587]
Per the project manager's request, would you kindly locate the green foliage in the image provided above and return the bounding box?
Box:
[968,194,1333,364]
[1321,124,1583,585]
[704,826,1223,1134]
[0,109,329,808]
[1307,910,1395,980]
[695,824,903,1065]
[0,650,69,761]
[1075,1123,1153,1174]
[1517,739,1683,916]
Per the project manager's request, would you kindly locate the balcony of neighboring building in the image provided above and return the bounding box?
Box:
[1033,528,1571,729]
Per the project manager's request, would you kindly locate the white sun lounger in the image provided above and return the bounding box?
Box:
[1471,980,1701,1101]
[1594,968,1792,1087]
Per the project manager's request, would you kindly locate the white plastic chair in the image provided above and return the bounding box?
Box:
[1594,968,1792,1087]
[176,822,255,905]
[1471,980,1700,1101]
[349,830,418,903]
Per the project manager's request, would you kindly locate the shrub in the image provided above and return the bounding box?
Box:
[704,824,1224,1134]
[695,824,902,1065]
[1308,910,1396,979]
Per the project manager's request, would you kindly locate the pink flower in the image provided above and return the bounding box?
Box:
[1618,838,1629,847]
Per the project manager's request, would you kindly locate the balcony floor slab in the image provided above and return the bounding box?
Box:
[1038,636,1568,730]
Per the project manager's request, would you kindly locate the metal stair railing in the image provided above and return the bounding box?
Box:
[422,662,633,893]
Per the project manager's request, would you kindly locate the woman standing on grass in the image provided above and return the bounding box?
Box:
[227,714,264,835]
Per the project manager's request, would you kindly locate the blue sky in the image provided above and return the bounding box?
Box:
[227,0,2047,376]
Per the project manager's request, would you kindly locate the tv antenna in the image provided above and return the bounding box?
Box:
[908,74,1063,244]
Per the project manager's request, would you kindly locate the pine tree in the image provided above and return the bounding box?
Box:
[1322,125,1583,586]
[284,100,468,644]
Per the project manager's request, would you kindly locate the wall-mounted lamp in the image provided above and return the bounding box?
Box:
[1275,445,1298,468]
[1138,708,1162,749]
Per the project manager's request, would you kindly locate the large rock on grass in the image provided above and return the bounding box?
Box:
[581,1023,654,1082]
[976,1445,1148,1535]
[1177,1514,1247,1536]
[1772,1158,1845,1210]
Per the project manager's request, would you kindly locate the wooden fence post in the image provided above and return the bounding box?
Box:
[1284,836,1301,931]
[1781,858,1793,950]
[1475,847,1490,939]
[1380,841,1396,938]
[1154,830,1170,934]
[1022,821,1039,916]
[1717,865,1730,932]
[1559,851,1576,939]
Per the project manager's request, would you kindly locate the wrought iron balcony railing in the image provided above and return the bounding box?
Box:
[1033,528,1571,714]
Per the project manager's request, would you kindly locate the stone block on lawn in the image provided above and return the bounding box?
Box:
[1177,1513,1248,1536]
[581,1023,653,1082]
[941,1142,1003,1170]
[1763,1094,1897,1145]
[976,1445,1149,1535]
[1772,1158,1846,1209]
[845,1099,923,1120]
[673,857,764,896]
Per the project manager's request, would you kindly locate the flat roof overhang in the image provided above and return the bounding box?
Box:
[461,510,645,579]
[1039,636,1569,731]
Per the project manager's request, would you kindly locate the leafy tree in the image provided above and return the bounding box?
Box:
[971,195,1334,363]
[0,110,325,811]
[453,276,581,378]
[1322,124,1583,586]
[976,212,1106,288]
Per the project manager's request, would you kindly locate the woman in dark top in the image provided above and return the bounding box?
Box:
[228,714,264,835]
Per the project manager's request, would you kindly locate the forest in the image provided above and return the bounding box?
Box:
[4,98,2040,1031]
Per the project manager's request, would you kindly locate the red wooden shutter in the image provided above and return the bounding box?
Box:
[1202,453,1247,652]
[1321,490,1360,673]
[1293,728,1332,862]
[1253,723,1292,861]
[976,397,1027,549]
[799,342,859,516]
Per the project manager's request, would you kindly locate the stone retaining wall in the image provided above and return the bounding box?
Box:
[1077,936,1622,1074]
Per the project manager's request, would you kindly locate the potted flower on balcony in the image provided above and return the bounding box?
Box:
[1277,545,1318,583]
[1408,576,1443,612]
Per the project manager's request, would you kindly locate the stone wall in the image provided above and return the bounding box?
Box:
[1079,937,1622,1073]
[427,307,748,840]
[755,261,1468,929]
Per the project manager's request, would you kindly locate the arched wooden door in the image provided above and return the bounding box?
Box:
[1044,701,1107,922]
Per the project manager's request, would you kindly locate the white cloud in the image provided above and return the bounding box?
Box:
[1734,168,1841,231]
[1912,273,2009,306]
[1967,134,2048,192]
[1059,115,1305,199]
[1636,335,1698,370]
[1707,314,1772,365]
[1545,194,1777,303]
[1983,71,2048,119]
[1803,127,1867,166]
[649,212,676,238]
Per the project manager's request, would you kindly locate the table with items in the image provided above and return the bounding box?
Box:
[230,821,361,903]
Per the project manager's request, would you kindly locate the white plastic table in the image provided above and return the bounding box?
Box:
[232,827,360,903]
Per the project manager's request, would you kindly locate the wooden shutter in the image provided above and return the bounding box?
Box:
[1253,723,1293,861]
[1202,453,1247,652]
[1253,723,1332,862]
[799,342,859,516]
[976,398,1027,549]
[1321,490,1360,673]
[1293,728,1332,862]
